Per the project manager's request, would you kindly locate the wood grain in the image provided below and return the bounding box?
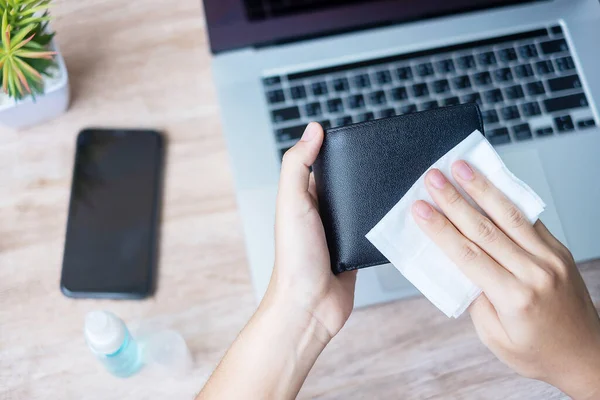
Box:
[0,1,597,398]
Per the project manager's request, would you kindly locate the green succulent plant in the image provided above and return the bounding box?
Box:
[0,0,56,100]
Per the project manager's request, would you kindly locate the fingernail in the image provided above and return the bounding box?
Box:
[428,169,447,189]
[413,201,433,220]
[454,160,474,181]
[300,123,317,142]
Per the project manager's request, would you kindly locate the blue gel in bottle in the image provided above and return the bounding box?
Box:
[85,311,142,378]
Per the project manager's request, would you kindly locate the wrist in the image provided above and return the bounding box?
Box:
[239,285,329,398]
[560,376,600,400]
[554,350,600,400]
[260,283,332,350]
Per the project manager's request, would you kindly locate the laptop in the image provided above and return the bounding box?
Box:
[206,0,600,307]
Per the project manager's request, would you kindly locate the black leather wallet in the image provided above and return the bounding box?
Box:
[313,103,483,274]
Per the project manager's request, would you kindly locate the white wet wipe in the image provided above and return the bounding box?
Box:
[366,130,546,318]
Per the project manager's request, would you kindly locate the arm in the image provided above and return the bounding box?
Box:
[197,123,357,400]
[413,161,600,400]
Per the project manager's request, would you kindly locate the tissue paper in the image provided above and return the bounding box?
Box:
[366,130,546,318]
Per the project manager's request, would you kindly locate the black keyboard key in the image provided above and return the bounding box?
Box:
[461,92,482,106]
[357,112,375,122]
[305,102,322,117]
[504,84,525,100]
[493,68,513,83]
[311,81,328,96]
[535,60,554,75]
[263,76,281,86]
[327,98,344,113]
[536,127,554,137]
[368,90,387,105]
[276,124,305,142]
[540,39,569,54]
[319,120,332,129]
[512,123,532,141]
[544,93,588,113]
[556,56,575,72]
[290,85,307,100]
[487,127,511,145]
[477,51,497,66]
[481,109,499,124]
[353,74,371,89]
[578,119,596,129]
[390,87,408,101]
[452,75,472,90]
[577,118,596,129]
[525,81,545,96]
[457,55,476,70]
[419,100,439,111]
[550,25,563,35]
[521,101,542,117]
[379,108,396,118]
[399,104,417,114]
[272,106,300,122]
[555,115,575,132]
[432,79,451,94]
[498,47,518,63]
[335,115,353,126]
[518,44,539,59]
[375,70,393,85]
[416,62,435,77]
[436,59,455,74]
[501,105,521,121]
[347,94,366,109]
[280,146,292,159]
[412,83,429,98]
[473,72,492,87]
[333,78,350,92]
[483,89,503,105]
[267,89,286,104]
[514,63,534,78]
[548,74,582,92]
[443,96,460,106]
[396,66,413,81]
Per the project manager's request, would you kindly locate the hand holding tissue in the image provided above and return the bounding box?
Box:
[366,130,545,317]
[313,104,545,317]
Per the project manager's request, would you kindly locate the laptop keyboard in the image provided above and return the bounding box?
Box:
[262,26,597,158]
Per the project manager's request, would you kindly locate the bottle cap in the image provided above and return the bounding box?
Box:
[143,330,192,374]
[84,310,126,355]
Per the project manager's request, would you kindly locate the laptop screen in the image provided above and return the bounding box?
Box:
[204,0,538,53]
[243,0,385,21]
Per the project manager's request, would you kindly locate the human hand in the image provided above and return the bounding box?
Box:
[268,122,357,343]
[198,123,355,400]
[411,160,600,399]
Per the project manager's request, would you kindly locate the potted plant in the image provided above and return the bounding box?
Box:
[0,0,69,129]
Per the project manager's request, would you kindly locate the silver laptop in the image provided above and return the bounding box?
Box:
[207,0,600,307]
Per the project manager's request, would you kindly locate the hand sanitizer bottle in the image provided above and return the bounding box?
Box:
[84,310,142,378]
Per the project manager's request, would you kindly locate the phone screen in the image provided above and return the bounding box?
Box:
[61,129,163,298]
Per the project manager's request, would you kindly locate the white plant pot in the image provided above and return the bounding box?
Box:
[0,41,70,129]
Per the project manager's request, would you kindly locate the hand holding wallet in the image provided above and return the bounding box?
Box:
[313,104,484,274]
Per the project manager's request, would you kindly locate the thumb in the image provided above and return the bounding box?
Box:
[278,122,324,197]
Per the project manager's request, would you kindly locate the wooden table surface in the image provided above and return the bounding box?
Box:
[1,1,598,399]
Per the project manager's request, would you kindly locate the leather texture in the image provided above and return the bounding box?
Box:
[313,104,483,274]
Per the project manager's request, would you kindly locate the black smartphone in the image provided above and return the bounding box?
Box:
[61,128,164,299]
